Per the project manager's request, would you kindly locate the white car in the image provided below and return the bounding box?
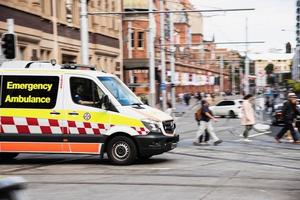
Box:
[210,99,243,118]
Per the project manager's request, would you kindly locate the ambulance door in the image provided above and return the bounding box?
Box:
[63,75,110,154]
[0,74,65,153]
[0,73,2,134]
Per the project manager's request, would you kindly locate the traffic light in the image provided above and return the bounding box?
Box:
[1,33,16,59]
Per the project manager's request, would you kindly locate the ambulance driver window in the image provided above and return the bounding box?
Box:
[0,75,59,109]
[70,77,105,108]
[0,76,2,107]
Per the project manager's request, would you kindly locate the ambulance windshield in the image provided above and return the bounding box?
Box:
[98,77,142,106]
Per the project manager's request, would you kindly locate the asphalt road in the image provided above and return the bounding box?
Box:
[1,104,300,200]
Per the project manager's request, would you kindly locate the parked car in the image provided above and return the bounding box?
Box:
[210,99,243,118]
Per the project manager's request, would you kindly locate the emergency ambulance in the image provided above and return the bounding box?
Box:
[0,61,179,165]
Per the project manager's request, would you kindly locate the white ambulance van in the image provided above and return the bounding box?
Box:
[0,61,179,165]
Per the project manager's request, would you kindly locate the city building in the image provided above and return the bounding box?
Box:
[122,0,230,103]
[0,0,123,78]
[249,53,293,92]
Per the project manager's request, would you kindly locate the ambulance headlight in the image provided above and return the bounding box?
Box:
[142,119,162,133]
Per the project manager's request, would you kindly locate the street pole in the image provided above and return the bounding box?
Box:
[128,21,133,59]
[7,19,14,34]
[169,4,176,110]
[231,63,235,94]
[80,0,89,65]
[51,0,59,61]
[160,0,167,111]
[220,55,224,93]
[240,66,243,95]
[244,17,250,94]
[148,0,156,107]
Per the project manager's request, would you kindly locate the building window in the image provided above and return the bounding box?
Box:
[105,0,109,10]
[112,1,115,11]
[40,49,45,60]
[131,32,135,48]
[19,46,26,60]
[137,32,144,48]
[66,0,73,24]
[31,49,38,61]
[62,54,77,64]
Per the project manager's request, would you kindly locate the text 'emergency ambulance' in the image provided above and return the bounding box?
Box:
[6,81,53,92]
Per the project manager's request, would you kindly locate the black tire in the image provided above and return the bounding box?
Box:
[0,153,19,161]
[107,136,137,165]
[229,110,235,118]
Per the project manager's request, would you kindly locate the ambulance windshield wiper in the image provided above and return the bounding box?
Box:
[131,103,144,107]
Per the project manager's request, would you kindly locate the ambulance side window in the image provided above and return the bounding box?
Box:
[70,77,105,108]
[0,75,2,107]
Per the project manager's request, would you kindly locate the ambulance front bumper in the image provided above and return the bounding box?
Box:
[134,133,179,156]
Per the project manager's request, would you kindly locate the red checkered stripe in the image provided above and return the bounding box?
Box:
[0,116,109,135]
[0,116,149,135]
[132,126,148,135]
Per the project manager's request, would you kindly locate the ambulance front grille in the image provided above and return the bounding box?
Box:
[162,120,176,134]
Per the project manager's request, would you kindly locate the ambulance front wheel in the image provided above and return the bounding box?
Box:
[0,153,19,161]
[107,136,137,165]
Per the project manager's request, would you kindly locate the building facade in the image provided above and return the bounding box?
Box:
[0,0,123,78]
[122,0,230,103]
[249,53,293,92]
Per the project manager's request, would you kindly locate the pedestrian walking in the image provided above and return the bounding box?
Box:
[194,104,210,145]
[241,94,255,142]
[194,100,223,145]
[275,93,300,144]
[183,93,191,106]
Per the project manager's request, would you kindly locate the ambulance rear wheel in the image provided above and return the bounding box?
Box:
[107,136,137,165]
[0,153,19,161]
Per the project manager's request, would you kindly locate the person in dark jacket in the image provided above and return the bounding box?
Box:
[194,100,223,145]
[275,93,300,144]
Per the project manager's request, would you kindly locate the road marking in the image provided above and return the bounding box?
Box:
[114,167,172,170]
[248,131,271,138]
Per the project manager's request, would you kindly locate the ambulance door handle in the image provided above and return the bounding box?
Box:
[68,112,79,116]
[50,111,61,115]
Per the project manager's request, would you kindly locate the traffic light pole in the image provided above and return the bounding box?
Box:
[0,19,16,64]
[148,0,156,107]
[80,0,89,65]
[160,0,167,111]
[169,6,176,112]
[7,19,14,34]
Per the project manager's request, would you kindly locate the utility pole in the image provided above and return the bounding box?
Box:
[148,0,156,107]
[128,21,133,59]
[160,0,167,111]
[220,55,224,93]
[244,17,250,94]
[51,0,59,61]
[80,0,89,65]
[169,4,176,110]
[7,19,14,34]
[231,63,236,94]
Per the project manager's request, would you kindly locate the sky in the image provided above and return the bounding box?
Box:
[189,0,296,54]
